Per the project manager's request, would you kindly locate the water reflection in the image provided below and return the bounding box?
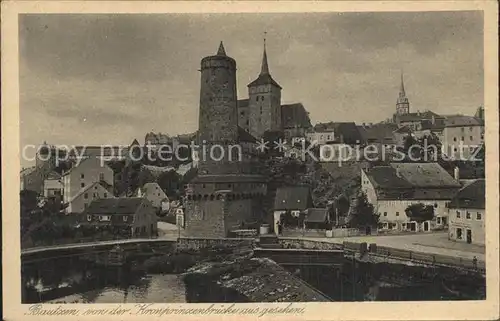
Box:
[22,256,186,303]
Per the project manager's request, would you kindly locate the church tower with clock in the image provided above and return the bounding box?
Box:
[184,42,267,238]
[247,37,282,139]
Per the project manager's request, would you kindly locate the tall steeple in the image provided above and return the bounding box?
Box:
[399,71,406,98]
[260,34,269,75]
[217,41,226,56]
[396,71,410,115]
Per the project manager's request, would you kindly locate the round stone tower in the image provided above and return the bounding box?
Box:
[198,41,238,144]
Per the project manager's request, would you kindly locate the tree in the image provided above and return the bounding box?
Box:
[405,203,434,223]
[347,192,379,228]
[402,134,422,161]
[419,133,442,162]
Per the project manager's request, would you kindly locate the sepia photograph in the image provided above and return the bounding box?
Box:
[2,1,499,320]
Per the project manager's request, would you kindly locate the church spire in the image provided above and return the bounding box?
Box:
[260,33,269,75]
[217,41,226,56]
[399,71,406,98]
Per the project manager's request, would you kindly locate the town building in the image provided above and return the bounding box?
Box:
[281,103,312,140]
[43,171,63,199]
[62,157,114,205]
[448,179,485,245]
[303,208,330,230]
[20,142,63,194]
[134,182,170,212]
[441,115,484,160]
[65,181,113,213]
[361,162,461,232]
[184,42,268,238]
[81,197,158,238]
[273,186,313,234]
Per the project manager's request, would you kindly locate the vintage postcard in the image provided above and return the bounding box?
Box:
[2,1,499,320]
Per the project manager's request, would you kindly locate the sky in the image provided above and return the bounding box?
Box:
[20,11,484,156]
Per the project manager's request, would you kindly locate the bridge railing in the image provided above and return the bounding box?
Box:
[345,242,485,273]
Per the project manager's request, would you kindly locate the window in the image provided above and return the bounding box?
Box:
[81,183,85,188]
[94,185,98,190]
[87,215,92,221]
[123,216,128,222]
[256,96,259,101]
[456,228,463,239]
[461,137,464,141]
[456,211,461,218]
[453,137,457,142]
[80,174,85,179]
[100,215,111,221]
[434,203,438,208]
[84,193,88,199]
[395,212,400,216]
[227,184,232,188]
[383,212,387,216]
[84,203,88,209]
[476,212,482,220]
[93,193,97,198]
[261,96,265,101]
[469,127,473,131]
[240,111,245,116]
[466,211,471,219]
[436,217,441,224]
[99,173,104,181]
[461,128,465,132]
[470,136,473,141]
[104,193,107,198]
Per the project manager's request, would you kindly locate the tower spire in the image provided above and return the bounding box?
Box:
[217,41,226,56]
[399,71,406,97]
[260,32,269,75]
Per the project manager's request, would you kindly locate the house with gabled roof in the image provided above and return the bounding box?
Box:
[361,162,461,232]
[62,157,114,206]
[447,179,485,245]
[65,181,114,214]
[81,197,157,238]
[272,186,313,234]
[134,182,170,212]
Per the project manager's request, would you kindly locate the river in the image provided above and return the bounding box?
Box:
[22,252,485,303]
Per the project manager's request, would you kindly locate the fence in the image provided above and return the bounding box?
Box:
[344,241,485,273]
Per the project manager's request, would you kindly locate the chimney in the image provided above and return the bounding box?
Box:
[431,115,436,125]
[454,166,460,181]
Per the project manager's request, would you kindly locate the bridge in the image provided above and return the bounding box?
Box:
[21,238,177,263]
[253,248,344,266]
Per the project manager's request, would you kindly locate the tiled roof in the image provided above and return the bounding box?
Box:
[83,197,145,215]
[281,103,312,129]
[448,179,485,209]
[359,123,398,144]
[366,167,413,189]
[66,146,128,158]
[190,174,267,184]
[247,73,282,89]
[397,111,444,122]
[238,126,258,143]
[444,115,483,127]
[332,122,363,144]
[304,208,329,223]
[390,163,461,188]
[274,186,312,210]
[68,182,111,203]
[46,171,62,180]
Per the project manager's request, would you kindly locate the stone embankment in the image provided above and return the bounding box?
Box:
[182,256,330,302]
